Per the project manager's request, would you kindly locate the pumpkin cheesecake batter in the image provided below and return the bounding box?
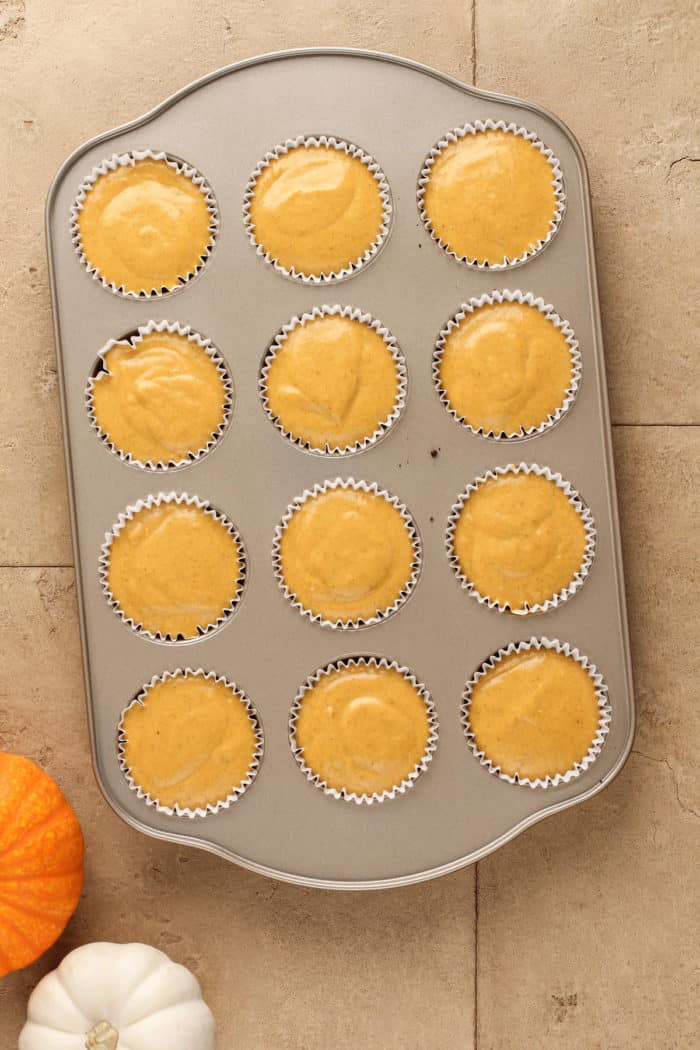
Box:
[294,663,432,796]
[106,502,243,638]
[452,472,588,611]
[264,313,400,450]
[279,486,416,624]
[249,143,385,276]
[467,648,601,780]
[77,157,213,293]
[438,300,574,435]
[121,673,258,810]
[91,330,228,465]
[422,128,559,265]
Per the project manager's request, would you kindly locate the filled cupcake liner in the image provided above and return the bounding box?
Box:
[433,290,582,441]
[86,320,233,470]
[445,463,596,615]
[461,636,611,788]
[70,149,219,298]
[99,492,247,644]
[117,667,264,818]
[259,305,407,457]
[417,119,566,270]
[289,655,439,805]
[243,135,393,284]
[272,478,422,629]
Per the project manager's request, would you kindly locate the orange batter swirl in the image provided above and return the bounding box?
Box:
[106,501,243,639]
[451,472,588,611]
[278,485,416,625]
[437,300,574,436]
[422,128,559,265]
[467,648,601,781]
[91,329,228,465]
[248,142,385,277]
[121,672,259,810]
[294,662,432,797]
[263,313,401,451]
[77,157,213,293]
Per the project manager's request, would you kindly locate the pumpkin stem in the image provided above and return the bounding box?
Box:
[86,1021,119,1050]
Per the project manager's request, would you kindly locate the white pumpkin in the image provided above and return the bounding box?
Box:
[19,942,216,1050]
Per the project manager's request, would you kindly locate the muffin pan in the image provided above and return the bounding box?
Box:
[46,48,635,889]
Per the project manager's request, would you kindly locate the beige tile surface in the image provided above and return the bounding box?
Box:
[477,753,698,1050]
[615,427,698,795]
[475,0,700,425]
[0,566,476,1049]
[1,3,698,1048]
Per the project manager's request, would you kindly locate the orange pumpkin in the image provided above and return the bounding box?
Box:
[0,753,84,978]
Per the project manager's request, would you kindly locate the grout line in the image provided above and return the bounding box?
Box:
[0,565,73,570]
[474,861,479,1049]
[471,0,477,85]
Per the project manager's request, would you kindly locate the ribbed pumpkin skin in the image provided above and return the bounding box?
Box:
[0,753,84,978]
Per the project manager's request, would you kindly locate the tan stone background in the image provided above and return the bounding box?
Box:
[1,1,698,1047]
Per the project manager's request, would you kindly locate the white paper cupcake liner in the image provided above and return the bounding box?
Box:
[118,667,264,817]
[70,149,219,298]
[86,320,233,470]
[259,305,407,456]
[417,119,566,270]
[445,463,596,615]
[100,492,247,644]
[289,655,439,805]
[461,636,611,788]
[272,478,422,629]
[433,290,581,440]
[243,135,393,284]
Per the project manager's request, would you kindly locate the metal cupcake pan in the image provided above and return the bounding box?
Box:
[46,48,635,889]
